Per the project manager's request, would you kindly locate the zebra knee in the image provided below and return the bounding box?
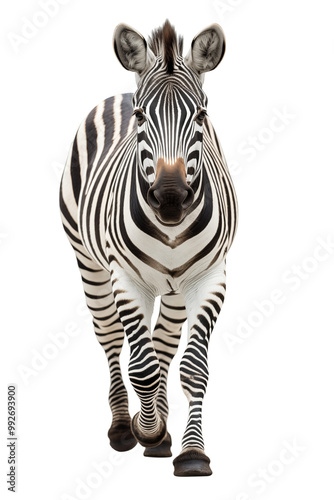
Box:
[179,349,209,401]
[180,370,208,402]
[128,348,161,399]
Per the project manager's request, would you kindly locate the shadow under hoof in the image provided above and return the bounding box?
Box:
[108,420,137,452]
[173,448,212,476]
[131,412,167,448]
[144,432,172,457]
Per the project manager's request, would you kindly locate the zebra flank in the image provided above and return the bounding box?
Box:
[60,19,238,476]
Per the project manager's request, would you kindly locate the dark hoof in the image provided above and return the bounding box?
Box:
[144,432,172,457]
[131,412,167,448]
[108,419,137,452]
[173,448,212,476]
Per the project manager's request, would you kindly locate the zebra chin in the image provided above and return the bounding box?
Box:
[147,157,194,225]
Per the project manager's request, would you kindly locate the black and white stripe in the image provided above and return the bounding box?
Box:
[60,20,238,476]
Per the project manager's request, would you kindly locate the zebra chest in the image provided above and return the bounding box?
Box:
[106,205,224,294]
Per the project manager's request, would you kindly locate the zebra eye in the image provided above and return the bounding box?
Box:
[195,109,207,125]
[134,109,146,125]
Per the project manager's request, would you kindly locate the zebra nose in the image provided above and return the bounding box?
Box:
[147,185,194,211]
[147,157,194,223]
[147,187,161,209]
[181,186,194,209]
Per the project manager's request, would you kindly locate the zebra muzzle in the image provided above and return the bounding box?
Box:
[147,158,194,224]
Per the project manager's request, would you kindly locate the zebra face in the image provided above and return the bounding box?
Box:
[114,21,226,224]
[131,74,207,223]
[132,75,208,184]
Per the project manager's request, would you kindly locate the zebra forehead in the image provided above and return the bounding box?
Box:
[133,72,208,110]
[166,85,198,109]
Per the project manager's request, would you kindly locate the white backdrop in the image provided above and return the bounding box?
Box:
[1,0,334,499]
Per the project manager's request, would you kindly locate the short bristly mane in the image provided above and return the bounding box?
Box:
[148,20,183,74]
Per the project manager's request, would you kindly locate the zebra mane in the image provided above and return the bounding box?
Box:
[148,20,183,74]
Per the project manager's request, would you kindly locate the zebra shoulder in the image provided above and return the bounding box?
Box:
[84,92,135,159]
[60,93,135,212]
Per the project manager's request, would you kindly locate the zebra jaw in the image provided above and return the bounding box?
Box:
[147,157,194,225]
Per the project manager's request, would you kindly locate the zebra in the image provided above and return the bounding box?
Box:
[59,20,238,476]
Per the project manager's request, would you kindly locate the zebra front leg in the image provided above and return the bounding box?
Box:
[144,293,186,457]
[111,267,167,448]
[75,252,137,452]
[173,265,227,476]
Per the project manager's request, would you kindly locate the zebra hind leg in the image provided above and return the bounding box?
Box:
[75,252,137,452]
[143,294,186,458]
[60,157,136,451]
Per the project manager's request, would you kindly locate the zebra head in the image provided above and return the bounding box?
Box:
[113,20,225,224]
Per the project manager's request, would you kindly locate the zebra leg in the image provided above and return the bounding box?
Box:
[110,267,167,448]
[173,266,227,476]
[144,294,187,457]
[60,176,136,451]
[73,251,136,451]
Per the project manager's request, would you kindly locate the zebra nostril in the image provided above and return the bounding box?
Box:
[147,187,161,209]
[181,187,194,209]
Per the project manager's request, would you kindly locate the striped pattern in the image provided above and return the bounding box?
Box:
[133,54,208,184]
[60,24,238,465]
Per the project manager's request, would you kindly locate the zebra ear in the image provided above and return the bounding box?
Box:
[113,24,155,75]
[185,24,226,74]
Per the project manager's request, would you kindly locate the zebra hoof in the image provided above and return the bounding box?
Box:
[144,432,172,457]
[108,419,137,452]
[131,412,167,448]
[173,448,212,476]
